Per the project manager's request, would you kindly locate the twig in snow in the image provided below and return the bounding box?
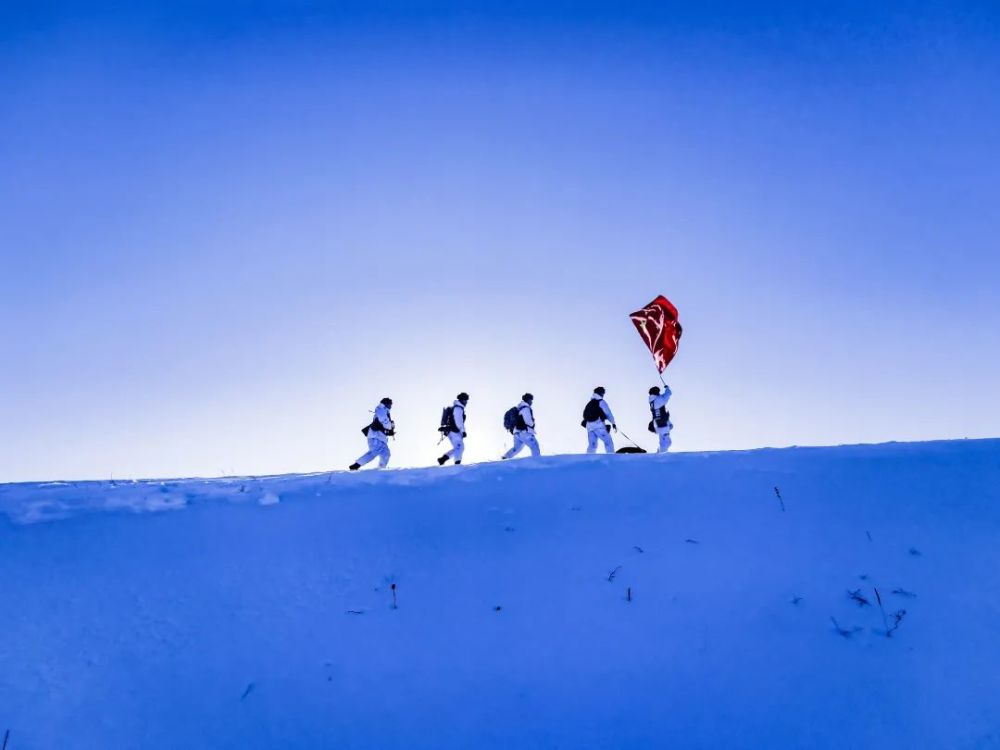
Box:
[3,728,9,750]
[891,588,917,598]
[791,595,803,605]
[633,545,644,554]
[607,566,622,582]
[874,587,890,634]
[346,610,365,615]
[627,587,632,602]
[848,589,871,607]
[866,530,873,542]
[773,486,785,512]
[391,583,398,609]
[830,617,862,638]
[876,588,908,637]
[685,538,699,545]
[494,606,502,612]
[240,683,254,701]
[908,547,922,557]
[888,609,907,636]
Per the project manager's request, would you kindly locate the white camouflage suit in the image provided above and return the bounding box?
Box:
[502,401,540,459]
[649,386,673,453]
[443,400,466,463]
[585,392,616,454]
[355,402,394,468]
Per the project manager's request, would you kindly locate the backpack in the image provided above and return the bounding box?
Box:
[439,406,454,434]
[440,405,464,434]
[648,404,670,432]
[503,406,520,434]
[364,407,392,437]
[582,399,606,425]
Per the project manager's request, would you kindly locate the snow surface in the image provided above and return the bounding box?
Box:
[1,440,999,749]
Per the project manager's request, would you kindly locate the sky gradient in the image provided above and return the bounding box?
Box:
[2,1,998,481]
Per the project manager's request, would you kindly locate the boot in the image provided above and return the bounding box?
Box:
[454,460,461,465]
[437,455,449,466]
[349,463,361,471]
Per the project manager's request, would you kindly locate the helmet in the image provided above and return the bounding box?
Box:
[594,386,606,396]
[457,392,469,403]
[648,387,660,395]
[380,397,393,407]
[522,393,534,403]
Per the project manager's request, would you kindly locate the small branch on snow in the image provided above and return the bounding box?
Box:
[3,728,10,750]
[874,587,890,634]
[773,486,785,512]
[240,683,254,701]
[908,547,922,557]
[891,588,917,599]
[866,530,873,542]
[626,587,632,602]
[848,589,871,607]
[391,583,398,610]
[345,610,365,615]
[685,538,699,545]
[633,545,644,554]
[607,566,622,582]
[830,617,862,638]
[888,609,907,637]
[791,595,803,605]
[874,588,907,637]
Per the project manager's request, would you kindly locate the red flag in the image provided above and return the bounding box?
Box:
[630,295,683,373]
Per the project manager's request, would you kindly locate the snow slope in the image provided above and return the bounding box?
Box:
[1,440,999,749]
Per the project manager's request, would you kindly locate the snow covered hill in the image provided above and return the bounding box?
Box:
[2,440,999,749]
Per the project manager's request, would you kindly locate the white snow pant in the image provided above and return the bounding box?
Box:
[656,429,672,453]
[444,431,465,462]
[587,424,615,454]
[356,437,391,468]
[503,430,540,459]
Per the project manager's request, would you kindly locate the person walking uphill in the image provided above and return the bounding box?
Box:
[349,397,395,470]
[582,386,617,454]
[648,385,673,453]
[501,393,541,459]
[437,392,469,466]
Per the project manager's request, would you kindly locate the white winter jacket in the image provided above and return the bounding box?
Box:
[516,401,535,433]
[451,401,466,434]
[649,387,672,432]
[368,403,395,443]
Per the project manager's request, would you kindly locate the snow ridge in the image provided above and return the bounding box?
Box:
[1,439,998,749]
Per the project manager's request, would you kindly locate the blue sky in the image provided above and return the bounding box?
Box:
[2,1,998,481]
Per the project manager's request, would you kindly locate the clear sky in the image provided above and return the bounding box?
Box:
[2,1,998,482]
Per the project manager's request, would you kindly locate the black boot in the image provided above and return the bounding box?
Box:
[454,460,461,465]
[437,455,449,466]
[349,463,361,471]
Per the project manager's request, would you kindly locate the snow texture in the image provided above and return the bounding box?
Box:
[1,439,999,749]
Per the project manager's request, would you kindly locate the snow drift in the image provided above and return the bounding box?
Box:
[1,440,999,749]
